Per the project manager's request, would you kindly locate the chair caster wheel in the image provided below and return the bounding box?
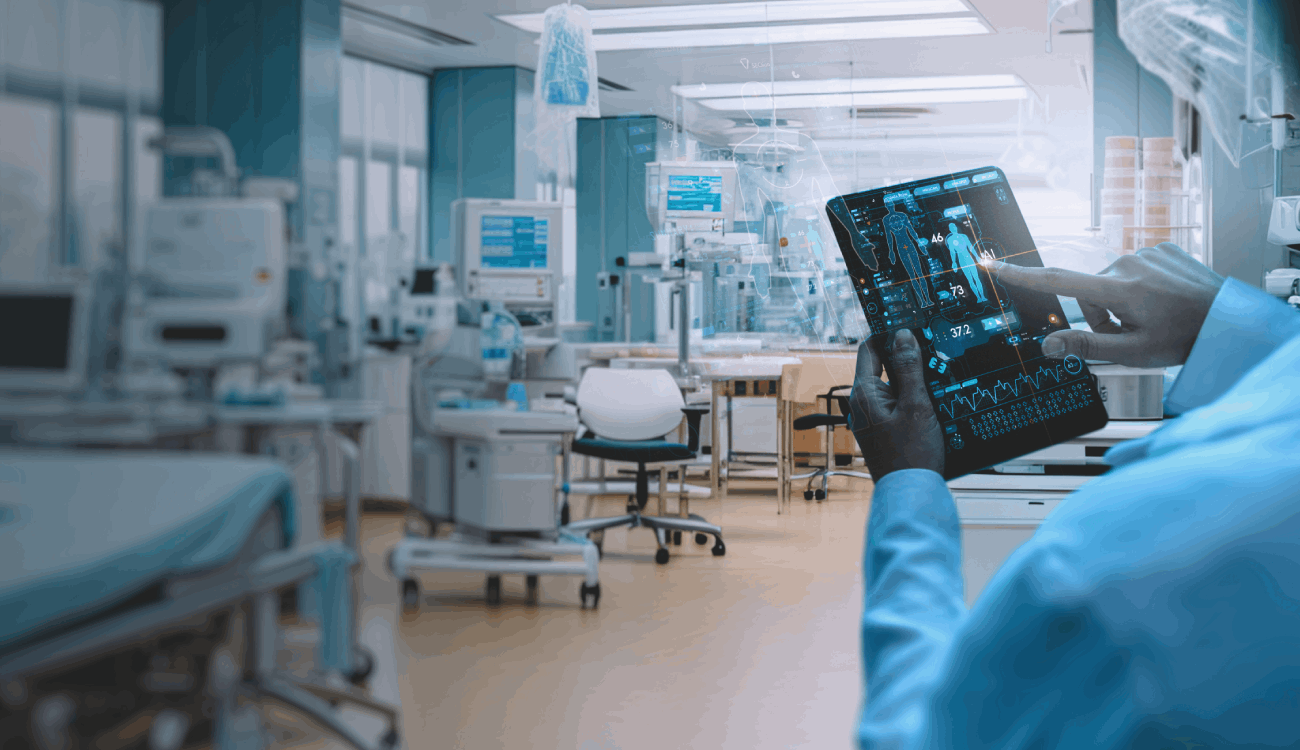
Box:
[560,501,571,526]
[814,490,826,501]
[672,530,682,545]
[694,533,709,545]
[486,575,502,606]
[712,539,726,557]
[349,645,375,686]
[526,575,539,604]
[804,490,814,501]
[580,582,601,609]
[655,547,670,565]
[401,579,419,613]
[379,729,401,750]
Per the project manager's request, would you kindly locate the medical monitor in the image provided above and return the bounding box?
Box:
[0,283,91,393]
[453,199,561,305]
[826,166,1109,479]
[646,161,737,230]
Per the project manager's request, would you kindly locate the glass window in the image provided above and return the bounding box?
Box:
[2,0,163,277]
[6,0,61,75]
[78,0,126,90]
[366,63,400,148]
[339,155,358,252]
[401,70,427,157]
[0,97,58,281]
[366,160,392,242]
[341,57,364,142]
[75,108,122,269]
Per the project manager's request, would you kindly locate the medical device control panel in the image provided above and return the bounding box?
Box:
[453,199,561,306]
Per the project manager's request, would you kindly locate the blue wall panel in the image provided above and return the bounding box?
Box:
[575,118,603,328]
[162,0,342,386]
[459,68,517,201]
[429,66,525,264]
[574,116,668,341]
[430,70,461,264]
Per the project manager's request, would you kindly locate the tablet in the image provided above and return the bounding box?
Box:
[826,166,1108,479]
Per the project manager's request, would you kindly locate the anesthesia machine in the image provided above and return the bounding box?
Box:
[392,198,602,610]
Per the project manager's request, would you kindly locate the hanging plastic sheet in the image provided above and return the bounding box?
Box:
[1117,0,1298,166]
[530,3,600,185]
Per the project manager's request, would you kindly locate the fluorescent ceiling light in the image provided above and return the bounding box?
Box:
[496,0,969,34]
[589,17,987,51]
[673,75,1020,99]
[700,86,1029,111]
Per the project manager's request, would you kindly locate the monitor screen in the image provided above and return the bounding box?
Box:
[826,166,1108,479]
[411,268,436,295]
[480,215,548,269]
[666,174,723,214]
[0,294,75,371]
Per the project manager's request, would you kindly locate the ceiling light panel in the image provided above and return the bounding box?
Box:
[589,17,987,51]
[496,0,970,34]
[673,75,1020,99]
[700,87,1028,110]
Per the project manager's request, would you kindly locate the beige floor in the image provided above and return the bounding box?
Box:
[343,478,874,750]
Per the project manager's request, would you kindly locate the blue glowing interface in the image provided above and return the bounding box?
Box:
[825,166,1108,479]
[666,175,723,213]
[480,216,548,269]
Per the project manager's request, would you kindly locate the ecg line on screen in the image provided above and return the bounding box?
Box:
[937,362,1075,419]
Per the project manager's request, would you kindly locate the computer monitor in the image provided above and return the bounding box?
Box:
[645,161,738,229]
[0,282,91,393]
[452,199,562,305]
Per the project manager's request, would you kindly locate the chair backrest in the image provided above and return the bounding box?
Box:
[576,368,684,441]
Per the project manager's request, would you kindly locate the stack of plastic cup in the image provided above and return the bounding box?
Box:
[1100,136,1138,252]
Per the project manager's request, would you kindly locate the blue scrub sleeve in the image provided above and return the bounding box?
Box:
[858,469,966,750]
[1165,278,1300,415]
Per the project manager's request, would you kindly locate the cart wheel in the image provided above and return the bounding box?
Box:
[655,547,670,565]
[804,490,815,501]
[694,533,709,546]
[814,489,826,501]
[580,582,601,609]
[560,501,571,526]
[526,575,540,604]
[401,579,419,612]
[712,539,726,557]
[486,575,502,606]
[349,645,375,686]
[672,530,682,545]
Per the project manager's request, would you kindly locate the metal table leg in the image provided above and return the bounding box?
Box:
[710,380,722,500]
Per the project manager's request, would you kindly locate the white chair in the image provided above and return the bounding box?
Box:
[562,368,725,564]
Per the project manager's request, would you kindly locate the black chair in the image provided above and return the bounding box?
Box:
[561,368,725,565]
[792,385,872,501]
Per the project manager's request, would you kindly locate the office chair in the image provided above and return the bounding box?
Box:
[792,385,872,501]
[562,368,725,565]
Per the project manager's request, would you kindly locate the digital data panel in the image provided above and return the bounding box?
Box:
[826,167,1108,479]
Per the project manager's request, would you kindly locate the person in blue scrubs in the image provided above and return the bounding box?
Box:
[849,243,1300,749]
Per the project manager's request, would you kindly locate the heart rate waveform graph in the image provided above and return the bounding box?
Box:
[936,356,1085,419]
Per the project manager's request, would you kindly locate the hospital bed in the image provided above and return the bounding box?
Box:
[0,450,399,750]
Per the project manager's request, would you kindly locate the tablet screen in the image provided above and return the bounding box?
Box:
[826,166,1108,479]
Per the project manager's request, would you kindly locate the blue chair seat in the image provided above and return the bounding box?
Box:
[572,437,694,464]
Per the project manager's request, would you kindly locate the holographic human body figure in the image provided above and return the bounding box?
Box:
[945,222,988,303]
[882,203,934,308]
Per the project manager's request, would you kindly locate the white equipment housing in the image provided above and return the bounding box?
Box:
[129,198,286,366]
[645,161,738,233]
[452,198,562,307]
[1269,195,1300,246]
